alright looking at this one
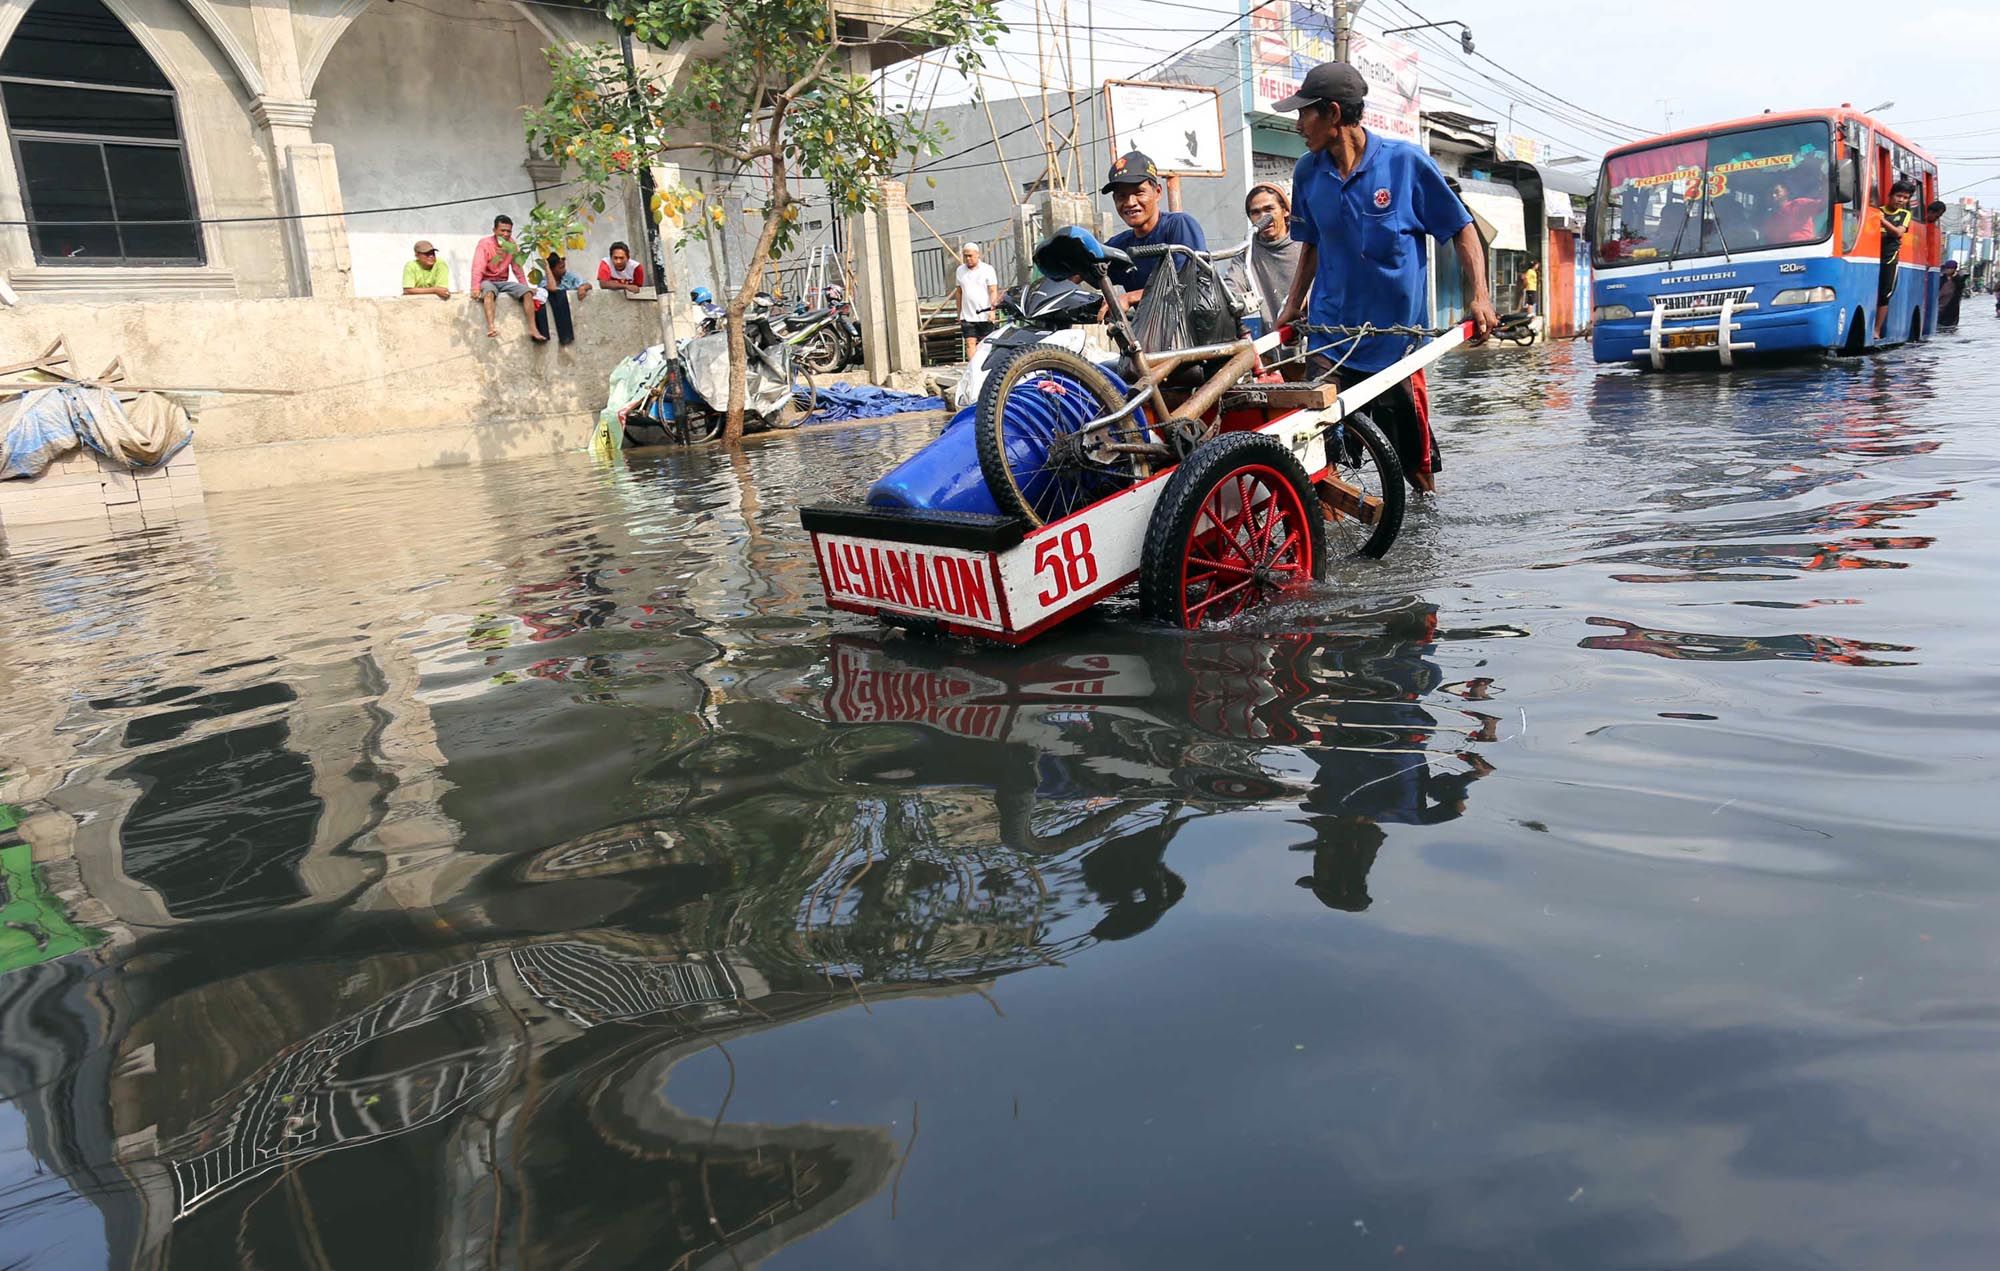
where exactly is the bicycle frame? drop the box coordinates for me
[1076,240,1280,464]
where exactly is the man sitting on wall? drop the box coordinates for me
[1272,61,1497,495]
[470,215,543,341]
[535,252,592,345]
[1102,150,1207,306]
[401,240,451,299]
[598,242,646,293]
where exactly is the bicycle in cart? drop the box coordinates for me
[799,225,1494,639]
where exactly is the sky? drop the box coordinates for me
[883,0,2000,203]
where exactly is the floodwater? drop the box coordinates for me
[2,329,1998,1270]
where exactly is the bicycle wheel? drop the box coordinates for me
[678,407,725,444]
[772,372,814,429]
[975,345,1149,527]
[1319,411,1404,559]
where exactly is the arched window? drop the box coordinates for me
[0,0,201,264]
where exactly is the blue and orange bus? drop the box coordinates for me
[1588,107,1943,366]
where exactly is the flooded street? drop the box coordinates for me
[3,329,1998,1269]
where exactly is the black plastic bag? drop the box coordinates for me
[1132,253,1240,352]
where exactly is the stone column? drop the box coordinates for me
[245,0,350,297]
[873,180,922,384]
[848,203,892,382]
[253,96,352,298]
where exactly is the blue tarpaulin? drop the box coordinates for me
[1,385,193,479]
[808,384,946,423]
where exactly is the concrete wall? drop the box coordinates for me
[310,0,641,299]
[2,293,663,488]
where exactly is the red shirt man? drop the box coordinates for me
[470,213,540,340]
[597,242,646,292]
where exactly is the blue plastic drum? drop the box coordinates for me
[867,359,1139,516]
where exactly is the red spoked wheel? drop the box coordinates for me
[1140,432,1328,629]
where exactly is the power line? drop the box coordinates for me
[908,0,1265,174]
[0,179,585,229]
[1373,0,1635,146]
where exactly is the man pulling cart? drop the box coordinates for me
[1271,62,1498,495]
[796,60,1501,642]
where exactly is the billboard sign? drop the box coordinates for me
[1104,80,1228,177]
[1247,3,1420,144]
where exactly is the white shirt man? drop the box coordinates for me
[951,244,1002,360]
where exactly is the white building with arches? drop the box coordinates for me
[0,0,932,489]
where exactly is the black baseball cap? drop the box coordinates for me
[1271,61,1369,113]
[1101,150,1162,192]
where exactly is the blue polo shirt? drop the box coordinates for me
[1290,131,1471,373]
[1106,211,1208,292]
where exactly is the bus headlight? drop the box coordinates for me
[1771,286,1837,306]
[1593,304,1634,321]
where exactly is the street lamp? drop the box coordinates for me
[1382,19,1475,55]
[1864,100,1894,114]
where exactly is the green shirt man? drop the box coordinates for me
[402,240,451,298]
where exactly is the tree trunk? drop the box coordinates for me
[717,100,795,446]
[723,301,749,446]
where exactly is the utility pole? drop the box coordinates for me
[621,28,677,351]
[1334,0,1365,63]
[1086,0,1098,198]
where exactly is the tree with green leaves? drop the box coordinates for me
[525,0,1004,444]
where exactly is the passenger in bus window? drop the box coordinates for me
[1764,180,1825,243]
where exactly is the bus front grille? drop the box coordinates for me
[1650,287,1755,318]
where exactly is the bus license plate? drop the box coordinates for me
[1665,330,1717,349]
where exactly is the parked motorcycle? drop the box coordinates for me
[691,286,725,336]
[760,287,861,375]
[1492,310,1538,346]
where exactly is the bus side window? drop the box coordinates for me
[1840,121,1869,252]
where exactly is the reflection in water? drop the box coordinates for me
[822,606,1499,922]
[3,334,1999,1269]
[1580,616,1918,666]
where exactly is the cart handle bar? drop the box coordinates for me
[1306,320,1473,433]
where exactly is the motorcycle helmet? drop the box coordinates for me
[690,286,715,305]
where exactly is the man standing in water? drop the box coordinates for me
[1874,179,1917,340]
[1272,62,1495,495]
[1938,259,1967,327]
[950,241,1001,361]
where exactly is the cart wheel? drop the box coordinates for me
[1139,432,1326,629]
[1320,410,1405,559]
[975,345,1146,527]
[881,612,945,638]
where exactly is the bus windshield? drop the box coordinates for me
[1595,119,1833,267]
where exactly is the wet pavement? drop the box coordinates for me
[2,330,1998,1269]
